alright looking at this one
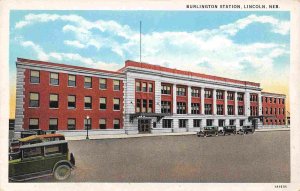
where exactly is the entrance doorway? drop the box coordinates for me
[138,119,151,133]
[218,119,225,127]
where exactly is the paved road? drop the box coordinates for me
[32,131,290,182]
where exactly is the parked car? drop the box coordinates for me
[238,125,255,135]
[220,126,237,136]
[9,134,65,153]
[197,126,219,137]
[9,140,75,181]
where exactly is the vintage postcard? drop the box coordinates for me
[0,0,300,190]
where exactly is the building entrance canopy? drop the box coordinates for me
[129,113,170,123]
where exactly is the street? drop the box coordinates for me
[30,131,290,182]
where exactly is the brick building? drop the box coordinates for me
[14,58,287,136]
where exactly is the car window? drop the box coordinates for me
[23,147,43,158]
[45,145,61,155]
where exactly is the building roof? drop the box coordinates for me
[261,91,286,97]
[124,60,260,87]
[17,58,123,75]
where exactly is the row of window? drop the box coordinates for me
[262,107,285,115]
[28,118,121,130]
[161,119,244,128]
[159,101,244,115]
[136,99,153,113]
[263,97,285,104]
[136,81,153,92]
[29,93,121,110]
[30,70,121,90]
[264,119,286,124]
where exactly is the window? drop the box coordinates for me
[218,120,225,127]
[68,75,76,87]
[216,91,224,100]
[270,97,273,103]
[113,119,120,129]
[99,97,106,110]
[50,72,59,85]
[204,104,212,115]
[142,82,147,92]
[49,118,58,130]
[265,97,268,103]
[206,119,213,126]
[250,94,257,102]
[113,80,120,91]
[270,108,273,115]
[149,83,153,92]
[274,108,277,115]
[29,118,39,129]
[274,98,277,104]
[179,119,187,128]
[142,99,147,112]
[191,103,200,114]
[191,88,200,97]
[45,145,61,155]
[23,147,42,158]
[177,87,186,96]
[238,106,244,115]
[193,119,201,127]
[163,119,172,128]
[282,108,285,114]
[67,119,76,130]
[204,89,212,98]
[177,102,186,114]
[99,78,107,89]
[227,92,234,100]
[136,99,141,112]
[49,94,59,108]
[99,119,106,129]
[237,93,244,101]
[136,81,141,92]
[265,107,268,115]
[68,95,76,109]
[84,77,92,88]
[84,118,92,130]
[113,98,120,110]
[29,93,39,107]
[282,99,285,104]
[229,119,235,126]
[30,70,40,83]
[161,84,171,95]
[227,105,234,115]
[84,96,92,109]
[161,101,171,113]
[217,105,224,115]
[240,120,244,126]
[148,100,153,113]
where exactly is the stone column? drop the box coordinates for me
[258,92,262,116]
[188,86,192,114]
[234,92,238,116]
[213,89,217,115]
[155,80,161,113]
[201,87,205,115]
[245,91,250,117]
[224,90,228,116]
[172,84,177,114]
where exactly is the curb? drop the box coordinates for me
[65,128,290,141]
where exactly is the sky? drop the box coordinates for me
[9,11,290,118]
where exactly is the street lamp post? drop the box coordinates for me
[86,116,90,140]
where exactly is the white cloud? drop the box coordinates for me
[64,40,86,48]
[20,40,49,60]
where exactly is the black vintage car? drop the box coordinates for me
[9,140,75,181]
[197,126,219,137]
[220,126,237,136]
[238,125,255,135]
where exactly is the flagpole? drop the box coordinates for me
[140,21,142,64]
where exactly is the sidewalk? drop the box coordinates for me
[65,128,290,141]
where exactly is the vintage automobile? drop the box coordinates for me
[219,125,237,136]
[238,125,255,135]
[9,140,75,181]
[197,126,219,137]
[9,134,65,153]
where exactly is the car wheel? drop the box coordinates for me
[54,164,71,181]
